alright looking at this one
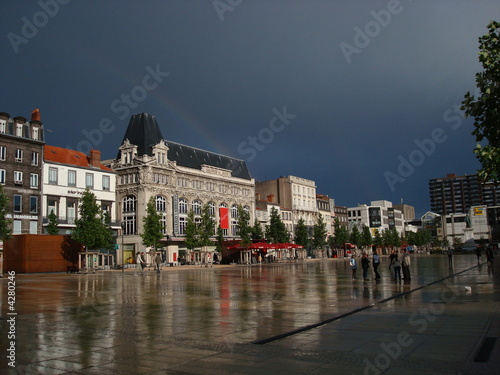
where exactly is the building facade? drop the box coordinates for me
[255,175,318,238]
[42,146,117,235]
[429,173,500,215]
[106,113,255,265]
[0,110,44,234]
[348,200,405,236]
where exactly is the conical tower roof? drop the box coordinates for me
[117,113,252,180]
[118,113,163,158]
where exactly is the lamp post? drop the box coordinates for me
[121,221,125,274]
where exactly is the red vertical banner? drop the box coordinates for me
[219,207,229,229]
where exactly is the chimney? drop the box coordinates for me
[89,149,101,168]
[267,194,274,203]
[31,108,41,122]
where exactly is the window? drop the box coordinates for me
[67,201,77,224]
[30,173,38,188]
[102,175,110,191]
[0,170,5,184]
[47,198,57,215]
[31,151,39,166]
[48,167,58,184]
[208,202,215,217]
[16,123,23,137]
[32,127,39,140]
[179,217,186,235]
[179,198,188,214]
[231,204,238,218]
[68,170,76,187]
[14,195,21,212]
[86,173,94,189]
[156,195,167,235]
[13,220,21,234]
[15,149,23,162]
[0,119,5,133]
[30,196,38,213]
[123,195,136,212]
[14,171,23,184]
[29,221,37,234]
[0,146,5,161]
[192,200,202,215]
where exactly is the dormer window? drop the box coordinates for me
[0,119,5,133]
[32,126,39,140]
[16,123,23,137]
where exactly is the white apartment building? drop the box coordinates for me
[348,200,405,235]
[42,146,117,234]
[255,175,318,238]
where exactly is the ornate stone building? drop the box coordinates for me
[106,113,255,265]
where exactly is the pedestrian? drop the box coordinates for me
[136,252,144,275]
[447,246,453,265]
[155,253,162,273]
[476,247,481,264]
[372,250,381,279]
[361,253,370,280]
[389,250,396,278]
[391,254,402,281]
[486,247,494,267]
[350,255,357,280]
[402,250,411,280]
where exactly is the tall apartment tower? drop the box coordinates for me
[428,173,498,215]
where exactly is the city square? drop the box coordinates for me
[1,254,498,374]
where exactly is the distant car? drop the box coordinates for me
[462,239,478,252]
[406,246,416,253]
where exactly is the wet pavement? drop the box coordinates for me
[0,254,499,374]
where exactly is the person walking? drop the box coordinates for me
[476,247,482,264]
[389,250,396,278]
[373,250,381,279]
[361,253,370,280]
[154,253,162,273]
[391,254,402,281]
[402,250,411,280]
[136,252,145,275]
[350,255,357,280]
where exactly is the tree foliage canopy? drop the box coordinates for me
[462,20,500,181]
[265,207,288,243]
[141,196,163,251]
[72,189,114,250]
[294,217,309,247]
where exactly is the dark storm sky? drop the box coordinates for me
[1,1,498,216]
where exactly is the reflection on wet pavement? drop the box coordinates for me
[1,254,498,374]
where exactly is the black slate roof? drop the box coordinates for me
[118,113,251,180]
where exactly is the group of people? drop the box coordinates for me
[136,251,163,275]
[349,250,411,281]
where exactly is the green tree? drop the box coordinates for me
[349,226,361,248]
[373,229,383,248]
[265,207,288,243]
[198,204,216,247]
[72,189,113,250]
[141,196,163,252]
[251,219,264,241]
[360,225,372,250]
[215,226,225,253]
[294,217,309,247]
[462,20,500,181]
[184,210,199,250]
[333,218,349,247]
[237,206,252,248]
[0,185,12,241]
[46,210,59,235]
[312,214,327,249]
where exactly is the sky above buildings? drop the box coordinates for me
[1,1,498,217]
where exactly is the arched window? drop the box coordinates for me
[122,195,137,235]
[231,204,239,236]
[208,202,215,217]
[156,195,167,235]
[179,198,188,214]
[192,200,202,216]
[231,204,238,218]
